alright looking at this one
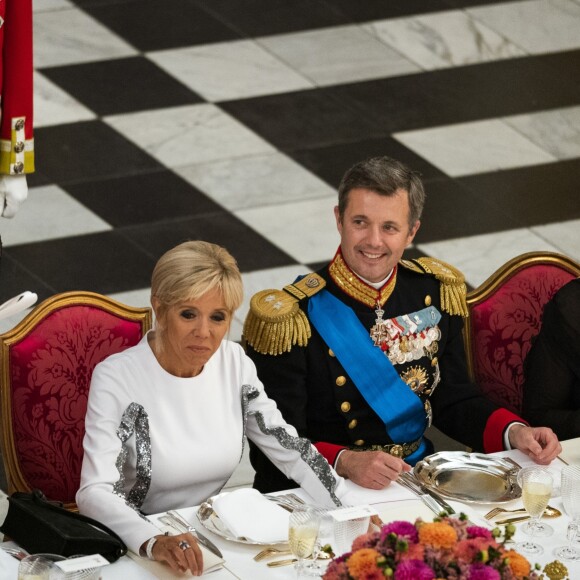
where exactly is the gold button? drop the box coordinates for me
[13,162,24,174]
[390,445,403,458]
[431,356,438,367]
[14,141,24,153]
[15,119,25,131]
[348,419,357,429]
[424,295,432,306]
[335,375,346,387]
[328,349,335,357]
[340,401,351,413]
[354,439,365,446]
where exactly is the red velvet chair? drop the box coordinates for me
[464,252,580,415]
[0,291,151,509]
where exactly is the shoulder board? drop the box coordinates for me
[242,274,325,355]
[400,257,468,318]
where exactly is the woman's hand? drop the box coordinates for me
[150,532,204,576]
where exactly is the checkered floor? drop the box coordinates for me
[1,0,580,342]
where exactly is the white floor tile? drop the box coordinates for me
[364,10,525,70]
[34,72,97,128]
[468,0,580,54]
[34,0,74,13]
[1,185,111,247]
[417,228,564,287]
[394,119,556,176]
[148,40,313,102]
[235,197,339,265]
[531,219,580,262]
[175,152,334,212]
[259,25,420,86]
[105,104,275,168]
[34,8,137,68]
[504,106,580,160]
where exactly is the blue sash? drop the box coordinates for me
[308,290,427,448]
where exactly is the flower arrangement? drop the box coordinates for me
[323,514,569,580]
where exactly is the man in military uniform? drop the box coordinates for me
[244,156,561,492]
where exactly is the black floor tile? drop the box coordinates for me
[82,0,242,51]
[124,214,298,273]
[291,137,447,189]
[413,177,523,243]
[0,252,55,304]
[200,0,350,36]
[63,170,223,227]
[40,58,204,117]
[457,158,580,228]
[322,0,452,22]
[35,121,163,186]
[221,90,384,153]
[329,50,580,133]
[6,232,157,296]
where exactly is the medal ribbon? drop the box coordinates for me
[308,290,427,444]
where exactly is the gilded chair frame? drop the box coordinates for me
[0,291,152,506]
[463,251,580,383]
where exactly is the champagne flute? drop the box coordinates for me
[288,507,321,578]
[304,509,333,576]
[516,467,553,555]
[555,465,580,561]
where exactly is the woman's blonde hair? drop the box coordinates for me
[151,241,243,320]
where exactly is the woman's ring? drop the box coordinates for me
[179,541,191,551]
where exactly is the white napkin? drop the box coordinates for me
[0,547,20,578]
[339,478,417,506]
[211,488,289,543]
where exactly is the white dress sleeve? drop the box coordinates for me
[76,359,160,555]
[241,353,348,508]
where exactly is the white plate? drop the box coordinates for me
[197,493,288,546]
[413,451,522,504]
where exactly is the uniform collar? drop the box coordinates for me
[328,248,397,309]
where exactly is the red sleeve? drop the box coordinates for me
[0,0,34,174]
[314,442,346,466]
[483,408,528,453]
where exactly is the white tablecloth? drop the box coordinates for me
[4,439,580,579]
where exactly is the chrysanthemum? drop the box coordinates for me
[323,558,350,579]
[418,522,458,549]
[381,520,419,543]
[346,548,381,578]
[468,563,501,580]
[503,549,531,578]
[393,559,436,580]
[398,541,425,561]
[466,526,493,540]
[352,531,380,551]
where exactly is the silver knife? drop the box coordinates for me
[399,473,456,515]
[166,510,223,558]
[397,476,446,515]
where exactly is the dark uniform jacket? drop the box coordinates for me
[523,278,580,440]
[244,251,522,493]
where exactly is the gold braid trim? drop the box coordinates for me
[243,274,326,355]
[404,257,469,318]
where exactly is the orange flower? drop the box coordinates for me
[346,548,381,578]
[503,549,531,578]
[418,522,458,549]
[399,542,425,561]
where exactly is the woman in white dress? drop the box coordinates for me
[76,241,355,575]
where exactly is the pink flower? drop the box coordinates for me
[381,520,419,543]
[466,526,492,540]
[394,559,435,580]
[468,563,501,580]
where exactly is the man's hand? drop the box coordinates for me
[0,175,28,218]
[335,450,411,489]
[508,424,561,464]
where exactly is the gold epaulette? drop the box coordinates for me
[243,274,326,355]
[400,258,468,318]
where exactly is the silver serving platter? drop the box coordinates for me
[413,451,521,504]
[197,493,288,546]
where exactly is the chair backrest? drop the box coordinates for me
[464,252,580,415]
[0,291,152,509]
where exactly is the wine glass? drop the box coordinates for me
[515,467,553,555]
[304,509,333,576]
[555,465,580,561]
[288,506,321,578]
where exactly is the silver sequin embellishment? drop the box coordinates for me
[113,402,152,511]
